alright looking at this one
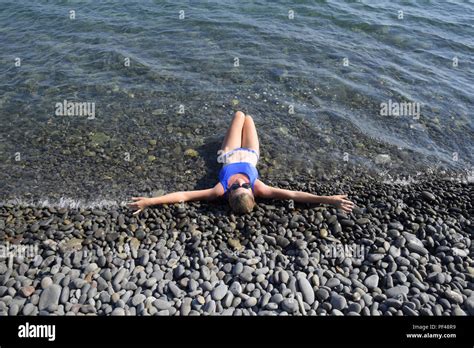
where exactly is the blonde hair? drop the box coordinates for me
[228,190,255,214]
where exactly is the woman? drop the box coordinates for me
[129,111,354,215]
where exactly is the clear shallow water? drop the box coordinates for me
[0,0,473,201]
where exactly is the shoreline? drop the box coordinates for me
[2,169,472,209]
[0,172,472,316]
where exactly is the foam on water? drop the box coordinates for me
[382,171,473,186]
[0,197,129,210]
[1,170,471,210]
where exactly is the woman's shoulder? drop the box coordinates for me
[213,182,225,196]
[252,179,266,196]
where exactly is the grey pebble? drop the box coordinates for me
[386,285,409,298]
[211,283,228,301]
[364,274,379,290]
[153,299,172,311]
[38,285,61,311]
[281,298,298,313]
[330,293,347,311]
[297,275,315,305]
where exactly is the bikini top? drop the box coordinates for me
[218,162,259,194]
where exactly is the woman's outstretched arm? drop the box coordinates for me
[129,183,223,215]
[254,180,354,213]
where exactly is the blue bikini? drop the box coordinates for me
[218,162,259,194]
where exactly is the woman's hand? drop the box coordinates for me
[128,197,151,215]
[328,194,354,213]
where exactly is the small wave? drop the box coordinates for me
[0,197,129,209]
[382,171,473,185]
[382,176,419,186]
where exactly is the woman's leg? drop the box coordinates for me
[221,111,246,152]
[241,114,260,155]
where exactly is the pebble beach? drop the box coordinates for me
[1,173,472,316]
